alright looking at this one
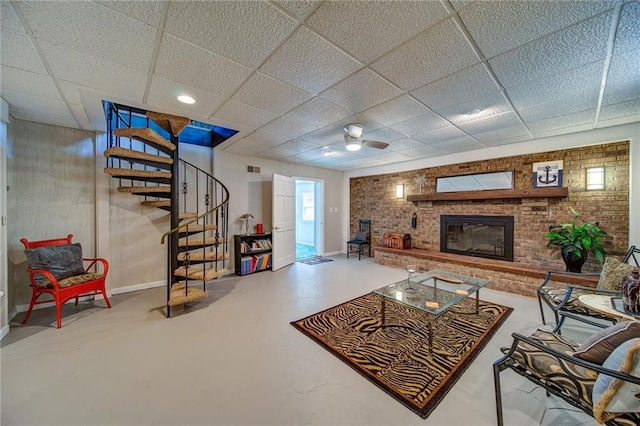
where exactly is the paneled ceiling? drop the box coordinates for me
[1,1,639,171]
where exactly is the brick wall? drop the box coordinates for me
[350,141,630,273]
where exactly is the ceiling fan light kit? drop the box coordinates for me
[344,134,363,151]
[344,123,364,138]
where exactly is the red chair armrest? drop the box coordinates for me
[26,268,61,289]
[83,257,109,276]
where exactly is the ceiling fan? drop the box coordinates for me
[343,123,389,152]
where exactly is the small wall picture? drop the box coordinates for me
[533,160,563,188]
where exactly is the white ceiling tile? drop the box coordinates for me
[306,1,447,64]
[397,144,444,158]
[68,103,92,129]
[146,76,226,121]
[613,1,640,56]
[260,26,362,95]
[528,109,596,135]
[472,124,530,144]
[96,1,164,26]
[223,138,265,156]
[602,49,640,106]
[243,130,292,151]
[297,125,346,147]
[533,123,595,139]
[40,42,148,103]
[164,1,297,68]
[360,95,431,126]
[385,137,427,152]
[435,92,513,125]
[259,139,317,158]
[429,137,484,153]
[489,12,612,88]
[457,111,523,135]
[389,112,451,136]
[259,114,318,139]
[414,126,468,145]
[57,81,86,106]
[508,61,603,114]
[599,98,640,122]
[287,97,352,127]
[362,127,405,144]
[459,1,614,58]
[1,66,59,100]
[481,134,532,147]
[319,68,403,112]
[213,100,279,128]
[0,29,48,75]
[232,73,312,115]
[1,1,23,32]
[411,63,499,111]
[273,1,320,19]
[597,113,640,128]
[19,1,156,72]
[367,151,414,164]
[371,18,479,91]
[3,90,75,124]
[155,34,253,98]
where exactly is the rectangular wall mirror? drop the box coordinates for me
[436,171,514,193]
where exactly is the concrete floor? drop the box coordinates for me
[1,255,598,426]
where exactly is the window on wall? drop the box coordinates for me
[302,192,314,221]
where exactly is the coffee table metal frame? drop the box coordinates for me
[373,269,491,354]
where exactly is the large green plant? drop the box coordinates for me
[546,207,607,263]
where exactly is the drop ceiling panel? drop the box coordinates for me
[508,61,603,111]
[429,136,484,153]
[397,144,444,158]
[258,139,316,159]
[414,125,468,145]
[18,1,156,72]
[57,81,87,106]
[472,125,530,144]
[0,66,59,100]
[367,151,414,165]
[319,68,403,112]
[241,130,292,152]
[146,77,226,122]
[222,138,265,156]
[3,90,75,125]
[599,99,640,122]
[68,103,93,129]
[602,49,640,106]
[0,29,48,75]
[273,1,319,19]
[164,1,298,68]
[371,18,479,91]
[489,12,611,88]
[213,100,278,128]
[533,123,594,139]
[613,1,640,56]
[286,97,351,128]
[306,1,447,64]
[362,127,405,144]
[259,114,318,139]
[410,64,499,111]
[435,92,513,125]
[41,43,148,103]
[260,26,362,95]
[360,95,432,126]
[389,112,451,136]
[155,34,253,98]
[385,137,430,152]
[232,73,312,115]
[1,1,23,32]
[297,125,346,147]
[457,111,523,135]
[96,1,164,27]
[459,0,614,58]
[528,109,596,135]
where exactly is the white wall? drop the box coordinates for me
[0,98,9,338]
[343,122,640,249]
[214,151,344,257]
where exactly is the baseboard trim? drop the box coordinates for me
[0,323,10,340]
[109,280,165,295]
[323,251,342,256]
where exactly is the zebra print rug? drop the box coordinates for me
[291,292,512,418]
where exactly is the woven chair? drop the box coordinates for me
[347,219,371,260]
[493,323,640,426]
[537,246,640,331]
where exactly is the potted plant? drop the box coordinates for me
[546,207,607,273]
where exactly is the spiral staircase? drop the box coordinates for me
[103,103,229,317]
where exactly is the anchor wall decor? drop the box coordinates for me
[532,160,563,188]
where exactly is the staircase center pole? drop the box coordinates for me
[168,132,180,318]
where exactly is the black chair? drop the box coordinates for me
[347,219,371,260]
[537,245,640,332]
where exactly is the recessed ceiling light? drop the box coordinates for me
[465,108,483,117]
[177,95,195,104]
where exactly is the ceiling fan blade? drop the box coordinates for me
[362,140,389,150]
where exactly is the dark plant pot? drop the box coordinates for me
[561,246,588,273]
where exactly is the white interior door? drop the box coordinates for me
[272,173,295,270]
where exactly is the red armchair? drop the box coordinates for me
[21,234,111,328]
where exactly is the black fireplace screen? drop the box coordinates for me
[440,215,514,261]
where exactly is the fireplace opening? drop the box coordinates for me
[440,215,514,262]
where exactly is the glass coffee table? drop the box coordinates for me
[373,269,491,354]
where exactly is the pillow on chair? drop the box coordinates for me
[24,243,85,286]
[573,321,640,364]
[592,338,640,423]
[597,257,636,291]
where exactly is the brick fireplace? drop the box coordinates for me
[440,215,514,261]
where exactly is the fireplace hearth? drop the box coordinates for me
[440,215,514,261]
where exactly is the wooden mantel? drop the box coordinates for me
[406,187,568,202]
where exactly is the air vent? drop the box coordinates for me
[247,166,261,174]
